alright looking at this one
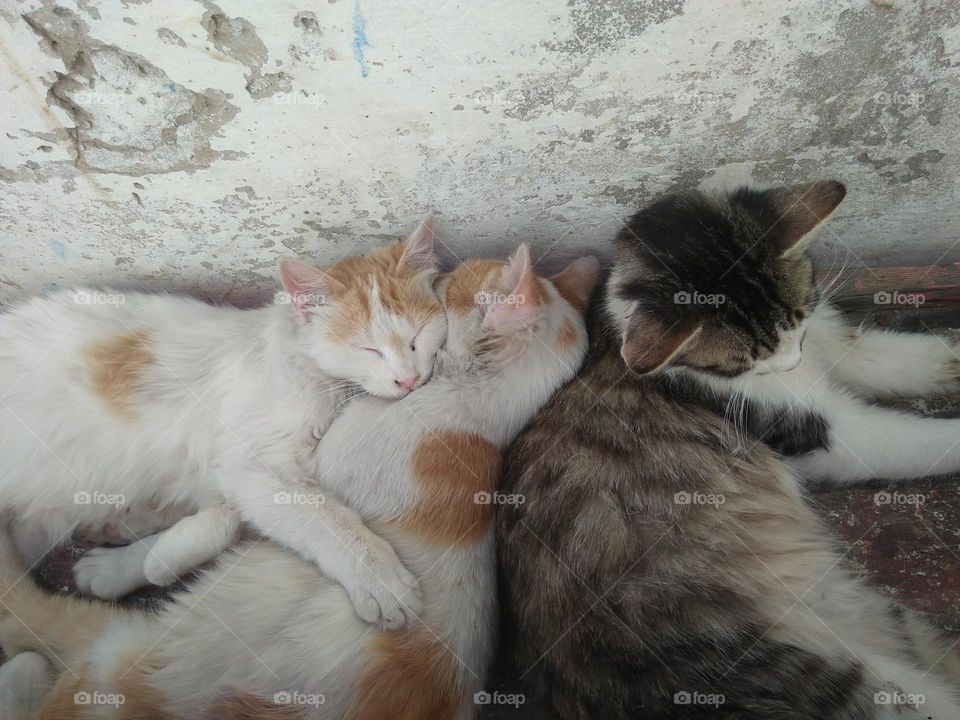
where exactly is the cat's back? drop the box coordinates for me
[496,348,802,718]
[0,288,238,355]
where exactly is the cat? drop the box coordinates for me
[606,180,960,483]
[0,219,446,629]
[0,244,600,720]
[497,181,960,719]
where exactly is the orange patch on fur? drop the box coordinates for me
[86,330,153,420]
[557,317,579,352]
[33,661,171,720]
[110,653,170,720]
[213,692,306,720]
[323,244,442,343]
[400,430,500,545]
[345,627,462,720]
[32,675,88,720]
[443,259,504,313]
[444,260,553,315]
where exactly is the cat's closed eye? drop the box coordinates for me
[410,326,425,352]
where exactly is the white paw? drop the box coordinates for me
[74,545,149,599]
[346,545,422,630]
[142,548,194,587]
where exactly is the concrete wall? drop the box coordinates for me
[1,0,957,305]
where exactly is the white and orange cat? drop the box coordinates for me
[0,219,445,628]
[0,245,599,720]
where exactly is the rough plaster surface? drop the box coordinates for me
[0,0,958,305]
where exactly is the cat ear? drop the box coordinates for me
[621,312,702,375]
[769,180,846,257]
[482,244,541,334]
[398,215,437,271]
[279,259,345,320]
[550,256,601,316]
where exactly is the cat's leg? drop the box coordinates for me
[73,535,158,599]
[808,304,960,399]
[0,651,54,720]
[74,505,240,596]
[141,504,241,586]
[9,520,59,569]
[788,392,960,483]
[221,470,422,630]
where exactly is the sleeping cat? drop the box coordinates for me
[606,180,960,482]
[498,181,960,718]
[0,219,445,629]
[0,245,599,720]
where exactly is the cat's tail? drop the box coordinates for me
[0,515,128,669]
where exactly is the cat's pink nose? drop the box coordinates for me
[395,375,420,391]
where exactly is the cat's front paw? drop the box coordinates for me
[346,543,422,630]
[142,545,199,587]
[74,545,149,599]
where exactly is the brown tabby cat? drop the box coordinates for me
[496,181,960,719]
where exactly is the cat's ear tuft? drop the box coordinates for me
[398,215,437,271]
[279,259,344,319]
[621,313,701,375]
[550,255,601,316]
[482,244,541,334]
[771,180,846,257]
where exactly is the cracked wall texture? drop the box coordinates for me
[0,0,957,305]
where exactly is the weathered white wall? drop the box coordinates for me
[1,0,957,305]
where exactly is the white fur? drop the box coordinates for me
[676,302,960,484]
[0,229,446,627]
[0,651,53,720]
[0,250,596,719]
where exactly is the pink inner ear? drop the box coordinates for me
[398,215,437,271]
[482,245,541,333]
[279,260,341,319]
[550,255,600,314]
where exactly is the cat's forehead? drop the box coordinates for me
[443,259,505,314]
[322,247,441,342]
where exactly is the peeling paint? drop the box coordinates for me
[0,0,956,306]
[22,4,238,175]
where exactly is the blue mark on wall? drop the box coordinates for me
[47,240,70,260]
[351,0,371,78]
